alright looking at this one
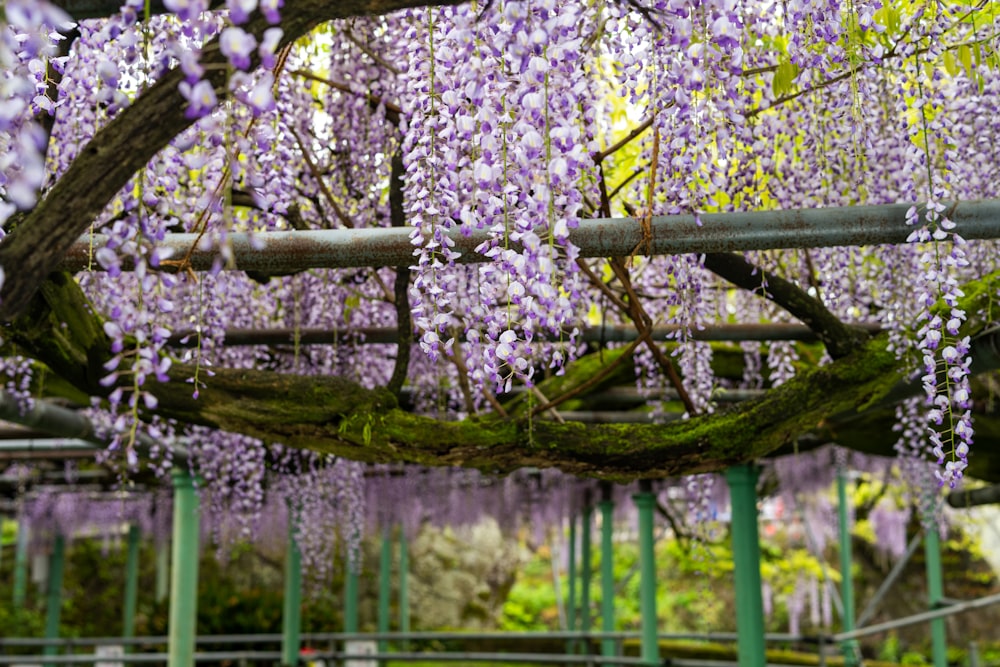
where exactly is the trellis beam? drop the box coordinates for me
[165,323,883,348]
[61,200,1000,275]
[0,392,186,460]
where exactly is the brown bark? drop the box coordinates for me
[10,270,1000,482]
[0,0,463,323]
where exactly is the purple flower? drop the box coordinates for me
[258,27,283,69]
[227,0,258,24]
[220,26,257,70]
[259,0,283,23]
[163,0,205,22]
[179,79,217,118]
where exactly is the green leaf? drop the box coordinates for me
[343,294,360,323]
[959,44,974,77]
[772,60,799,98]
[943,50,959,76]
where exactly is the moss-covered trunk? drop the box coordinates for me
[8,270,1000,481]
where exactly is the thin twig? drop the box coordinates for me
[287,124,356,229]
[608,257,698,415]
[531,387,565,423]
[448,344,478,416]
[593,116,655,163]
[607,167,645,201]
[633,125,659,262]
[741,63,779,76]
[483,387,510,419]
[529,323,655,417]
[387,150,411,397]
[290,69,402,124]
[344,28,404,75]
[575,258,630,314]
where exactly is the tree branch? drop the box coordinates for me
[702,252,871,359]
[0,0,463,322]
[16,269,1000,481]
[387,150,412,398]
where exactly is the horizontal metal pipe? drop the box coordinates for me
[0,438,97,461]
[0,393,97,443]
[556,411,682,424]
[0,629,809,646]
[0,392,184,461]
[60,199,1000,274]
[0,448,101,462]
[165,323,883,348]
[834,591,1000,642]
[51,0,169,20]
[0,654,650,666]
[947,483,1000,508]
[855,532,923,626]
[0,438,96,451]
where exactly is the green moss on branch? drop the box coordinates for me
[9,269,1000,481]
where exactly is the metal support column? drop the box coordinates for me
[344,563,359,633]
[168,470,200,667]
[837,468,859,667]
[155,542,169,603]
[43,534,66,667]
[567,514,577,636]
[399,531,410,651]
[123,524,140,644]
[599,484,616,664]
[378,525,392,655]
[12,520,29,608]
[924,523,948,667]
[634,480,659,665]
[281,511,302,667]
[580,498,594,651]
[726,464,767,667]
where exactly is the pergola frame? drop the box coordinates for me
[62,199,1000,274]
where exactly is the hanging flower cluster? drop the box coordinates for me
[163,0,283,119]
[0,1,73,226]
[4,0,1000,559]
[905,202,973,487]
[400,1,592,394]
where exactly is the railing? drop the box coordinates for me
[3,598,999,667]
[0,630,816,666]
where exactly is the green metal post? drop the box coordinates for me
[399,531,410,651]
[725,465,767,667]
[282,511,302,667]
[924,523,948,667]
[378,525,392,655]
[168,470,200,667]
[837,468,859,667]
[634,481,659,666]
[123,524,141,644]
[599,484,616,664]
[580,500,594,648]
[344,563,359,633]
[12,520,29,608]
[155,542,169,603]
[43,534,66,667]
[567,514,577,636]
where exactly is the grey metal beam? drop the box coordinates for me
[0,438,97,452]
[165,323,882,348]
[50,0,169,19]
[947,484,1000,508]
[0,439,98,461]
[855,532,923,627]
[835,591,1000,642]
[60,200,1000,274]
[0,393,185,461]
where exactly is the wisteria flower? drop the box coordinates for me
[179,79,217,118]
[219,26,256,70]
